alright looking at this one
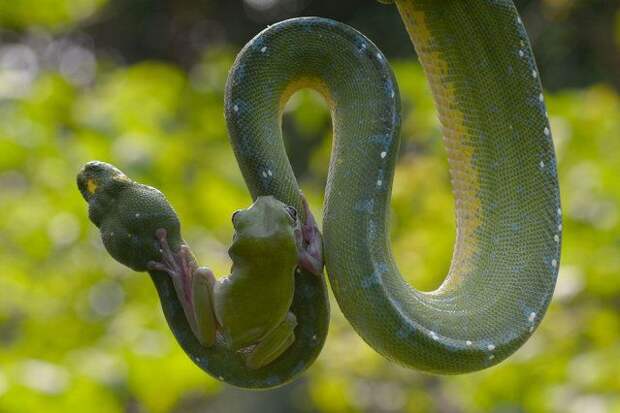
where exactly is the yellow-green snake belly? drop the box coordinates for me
[225,0,561,375]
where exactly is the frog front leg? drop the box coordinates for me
[245,312,298,370]
[296,194,324,276]
[147,228,218,347]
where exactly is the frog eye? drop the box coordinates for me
[232,210,241,224]
[285,206,298,222]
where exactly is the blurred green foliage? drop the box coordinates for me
[1,1,620,413]
[0,0,107,31]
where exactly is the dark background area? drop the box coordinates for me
[80,0,620,91]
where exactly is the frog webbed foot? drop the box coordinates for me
[296,194,324,276]
[148,229,199,326]
[148,229,219,347]
[148,229,193,294]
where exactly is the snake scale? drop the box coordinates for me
[224,0,561,380]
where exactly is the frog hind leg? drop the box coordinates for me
[191,267,218,347]
[148,228,205,341]
[244,312,298,370]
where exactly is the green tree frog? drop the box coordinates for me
[77,161,323,369]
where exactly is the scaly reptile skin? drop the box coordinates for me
[226,1,561,375]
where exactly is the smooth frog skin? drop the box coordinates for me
[148,195,317,369]
[77,161,328,385]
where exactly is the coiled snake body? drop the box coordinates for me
[226,0,561,376]
[80,0,562,389]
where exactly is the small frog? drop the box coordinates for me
[77,161,323,369]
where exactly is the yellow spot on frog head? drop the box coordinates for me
[87,179,98,194]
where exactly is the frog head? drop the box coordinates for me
[228,196,300,269]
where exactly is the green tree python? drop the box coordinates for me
[78,0,561,389]
[225,0,560,375]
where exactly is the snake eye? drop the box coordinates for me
[286,206,298,222]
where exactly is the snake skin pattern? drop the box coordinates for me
[225,0,561,377]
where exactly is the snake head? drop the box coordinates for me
[77,161,132,204]
[77,161,134,227]
[77,160,183,271]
